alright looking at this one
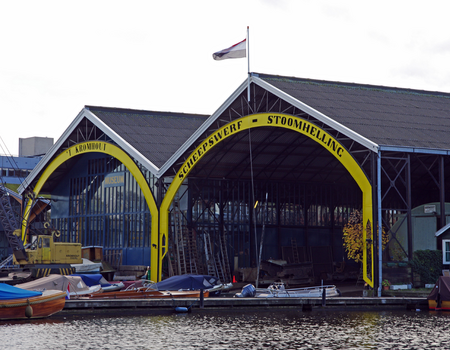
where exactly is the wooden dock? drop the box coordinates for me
[64,296,428,312]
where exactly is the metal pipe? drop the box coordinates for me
[440,155,445,229]
[200,289,204,309]
[256,192,268,288]
[406,155,413,267]
[377,151,382,297]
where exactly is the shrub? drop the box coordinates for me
[409,250,442,285]
[343,210,388,263]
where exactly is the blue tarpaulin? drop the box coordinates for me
[0,283,42,300]
[72,274,111,287]
[155,274,219,291]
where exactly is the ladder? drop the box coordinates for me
[203,231,217,277]
[215,251,226,282]
[184,227,199,275]
[171,193,186,275]
[203,228,231,282]
[217,227,231,283]
[169,191,201,276]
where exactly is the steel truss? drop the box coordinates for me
[380,151,448,264]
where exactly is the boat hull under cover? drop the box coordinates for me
[427,277,450,311]
[428,300,450,310]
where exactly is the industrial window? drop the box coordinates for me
[54,155,153,249]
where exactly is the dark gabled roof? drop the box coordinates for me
[86,106,208,168]
[21,72,450,195]
[256,73,450,150]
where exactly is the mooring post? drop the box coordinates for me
[322,287,326,306]
[200,289,204,308]
[302,302,312,311]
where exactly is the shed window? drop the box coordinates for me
[443,239,450,264]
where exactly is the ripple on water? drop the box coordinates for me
[1,309,450,349]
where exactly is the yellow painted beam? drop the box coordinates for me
[159,113,374,286]
[21,141,159,281]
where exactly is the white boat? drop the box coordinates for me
[102,281,125,292]
[255,282,341,298]
[72,273,124,292]
[207,282,233,295]
[71,258,103,273]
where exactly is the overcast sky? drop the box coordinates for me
[1,1,450,155]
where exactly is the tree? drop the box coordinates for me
[343,210,388,263]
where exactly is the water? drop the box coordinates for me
[1,308,450,349]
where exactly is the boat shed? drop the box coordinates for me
[16,72,450,293]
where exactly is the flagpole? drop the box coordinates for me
[247,26,250,103]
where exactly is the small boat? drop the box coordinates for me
[256,282,341,298]
[83,274,226,299]
[15,274,102,299]
[71,258,102,273]
[154,274,231,296]
[0,283,66,320]
[236,282,341,298]
[72,274,124,292]
[428,276,450,310]
[0,270,33,285]
[120,280,144,290]
[85,286,209,299]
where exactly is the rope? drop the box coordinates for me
[249,128,261,288]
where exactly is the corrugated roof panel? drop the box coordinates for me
[86,106,208,168]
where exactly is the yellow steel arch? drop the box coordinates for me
[160,113,374,286]
[21,141,159,272]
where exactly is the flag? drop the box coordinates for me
[212,39,246,60]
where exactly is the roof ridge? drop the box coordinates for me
[85,105,209,118]
[255,73,450,99]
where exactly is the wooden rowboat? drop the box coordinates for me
[85,287,209,299]
[0,288,66,320]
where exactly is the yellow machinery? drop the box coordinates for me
[0,186,82,277]
[7,229,82,278]
[12,230,82,265]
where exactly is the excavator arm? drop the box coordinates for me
[0,187,27,261]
